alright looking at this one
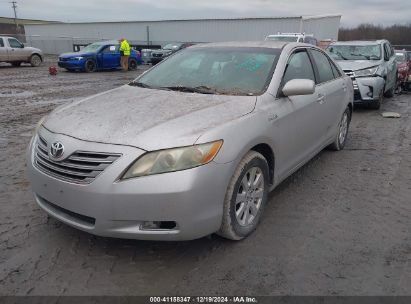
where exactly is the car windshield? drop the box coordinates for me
[132,47,280,96]
[81,43,103,53]
[327,44,381,60]
[266,36,298,42]
[395,52,406,62]
[163,43,183,50]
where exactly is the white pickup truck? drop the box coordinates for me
[0,36,43,67]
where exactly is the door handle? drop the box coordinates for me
[317,94,325,104]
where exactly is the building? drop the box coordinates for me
[23,15,341,54]
[0,16,59,42]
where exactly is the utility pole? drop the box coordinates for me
[10,1,18,29]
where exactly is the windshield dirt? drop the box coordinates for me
[133,47,280,95]
[327,44,382,61]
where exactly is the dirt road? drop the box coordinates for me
[0,59,410,296]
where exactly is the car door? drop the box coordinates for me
[272,48,326,178]
[0,38,8,61]
[100,45,120,69]
[383,43,396,90]
[309,49,347,142]
[7,37,26,61]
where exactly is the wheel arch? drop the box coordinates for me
[250,143,275,186]
[30,53,43,62]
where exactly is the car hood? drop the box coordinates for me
[43,85,257,151]
[25,46,43,53]
[60,52,94,58]
[336,60,382,71]
[152,49,173,54]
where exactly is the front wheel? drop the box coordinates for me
[218,151,269,240]
[329,107,351,151]
[30,55,42,67]
[84,59,96,72]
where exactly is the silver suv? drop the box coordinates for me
[0,36,43,67]
[326,40,397,109]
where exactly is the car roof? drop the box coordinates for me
[191,41,291,49]
[330,40,386,46]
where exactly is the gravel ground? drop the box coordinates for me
[0,57,410,296]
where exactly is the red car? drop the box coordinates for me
[395,50,410,91]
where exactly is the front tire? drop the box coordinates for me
[218,151,269,240]
[329,106,351,151]
[30,55,42,67]
[84,59,96,72]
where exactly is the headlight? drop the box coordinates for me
[72,56,84,60]
[34,116,46,134]
[354,66,379,77]
[121,140,223,179]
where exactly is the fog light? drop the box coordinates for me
[141,221,177,230]
[367,86,374,98]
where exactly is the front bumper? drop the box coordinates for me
[352,76,385,104]
[27,127,234,241]
[57,59,85,70]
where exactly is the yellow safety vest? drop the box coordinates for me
[120,40,131,56]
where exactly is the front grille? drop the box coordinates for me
[34,136,121,184]
[152,53,163,57]
[59,57,70,62]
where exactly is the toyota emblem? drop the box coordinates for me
[50,142,64,159]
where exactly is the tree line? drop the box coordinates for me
[339,24,411,47]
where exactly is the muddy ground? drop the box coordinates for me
[0,57,410,296]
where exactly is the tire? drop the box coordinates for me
[384,81,395,98]
[12,62,21,67]
[30,54,42,67]
[128,59,137,71]
[218,151,269,240]
[84,59,96,73]
[329,107,351,151]
[369,89,383,110]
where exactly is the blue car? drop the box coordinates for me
[58,40,142,72]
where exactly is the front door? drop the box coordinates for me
[7,37,26,61]
[100,45,121,69]
[269,49,326,179]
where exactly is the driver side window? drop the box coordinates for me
[102,45,119,53]
[8,38,23,48]
[282,50,315,86]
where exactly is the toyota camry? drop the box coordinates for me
[27,41,353,241]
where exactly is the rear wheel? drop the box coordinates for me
[329,107,351,151]
[12,62,21,67]
[218,151,269,240]
[128,59,137,70]
[84,59,96,72]
[30,54,42,67]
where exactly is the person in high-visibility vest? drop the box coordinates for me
[119,38,131,71]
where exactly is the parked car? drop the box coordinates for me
[326,40,397,109]
[395,50,410,91]
[150,42,194,64]
[0,36,43,67]
[140,48,154,64]
[27,41,353,241]
[58,40,142,72]
[265,33,318,46]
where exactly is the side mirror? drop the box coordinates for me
[282,79,315,97]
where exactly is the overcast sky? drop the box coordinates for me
[0,0,409,27]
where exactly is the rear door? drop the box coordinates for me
[7,37,26,61]
[0,38,8,61]
[100,45,121,69]
[309,49,347,141]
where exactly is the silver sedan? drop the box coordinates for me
[27,41,353,241]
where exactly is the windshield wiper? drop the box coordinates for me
[161,85,216,94]
[351,53,371,60]
[336,51,349,60]
[129,81,152,88]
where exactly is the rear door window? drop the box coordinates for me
[310,49,335,84]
